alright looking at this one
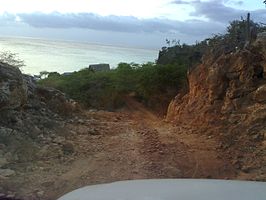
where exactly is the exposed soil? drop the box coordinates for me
[0,98,239,200]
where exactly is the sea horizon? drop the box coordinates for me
[0,36,159,75]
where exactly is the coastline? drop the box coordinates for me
[0,36,158,75]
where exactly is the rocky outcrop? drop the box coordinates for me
[167,39,266,180]
[0,62,80,191]
[0,62,79,113]
[0,63,27,110]
[168,49,265,121]
[35,86,79,115]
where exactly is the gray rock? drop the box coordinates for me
[78,119,85,124]
[0,157,8,167]
[4,152,13,162]
[23,74,37,98]
[53,136,66,144]
[0,168,15,177]
[6,194,15,199]
[0,127,13,135]
[36,190,44,198]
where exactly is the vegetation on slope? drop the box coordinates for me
[39,62,187,113]
[39,18,266,113]
[158,18,266,67]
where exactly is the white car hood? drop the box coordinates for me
[58,179,266,200]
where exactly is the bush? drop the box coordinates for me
[39,62,187,113]
[0,50,25,68]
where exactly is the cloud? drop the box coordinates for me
[0,12,225,37]
[171,0,191,4]
[173,0,266,24]
[15,12,177,33]
[190,1,246,23]
[175,19,225,36]
[171,0,200,4]
[0,12,17,26]
[0,2,265,47]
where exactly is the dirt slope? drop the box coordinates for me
[1,98,237,200]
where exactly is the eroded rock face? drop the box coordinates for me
[167,42,266,125]
[167,40,266,180]
[0,63,27,110]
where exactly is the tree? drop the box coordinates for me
[226,19,248,47]
[166,39,171,47]
[0,51,25,68]
[264,0,266,4]
[48,72,60,78]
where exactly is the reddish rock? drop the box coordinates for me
[166,41,266,180]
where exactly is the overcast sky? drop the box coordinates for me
[0,0,265,49]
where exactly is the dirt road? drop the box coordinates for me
[2,100,236,200]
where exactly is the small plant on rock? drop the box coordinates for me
[0,50,25,68]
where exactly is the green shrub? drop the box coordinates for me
[39,61,187,113]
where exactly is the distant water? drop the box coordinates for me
[0,37,158,75]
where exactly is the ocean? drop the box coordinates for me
[0,37,159,75]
